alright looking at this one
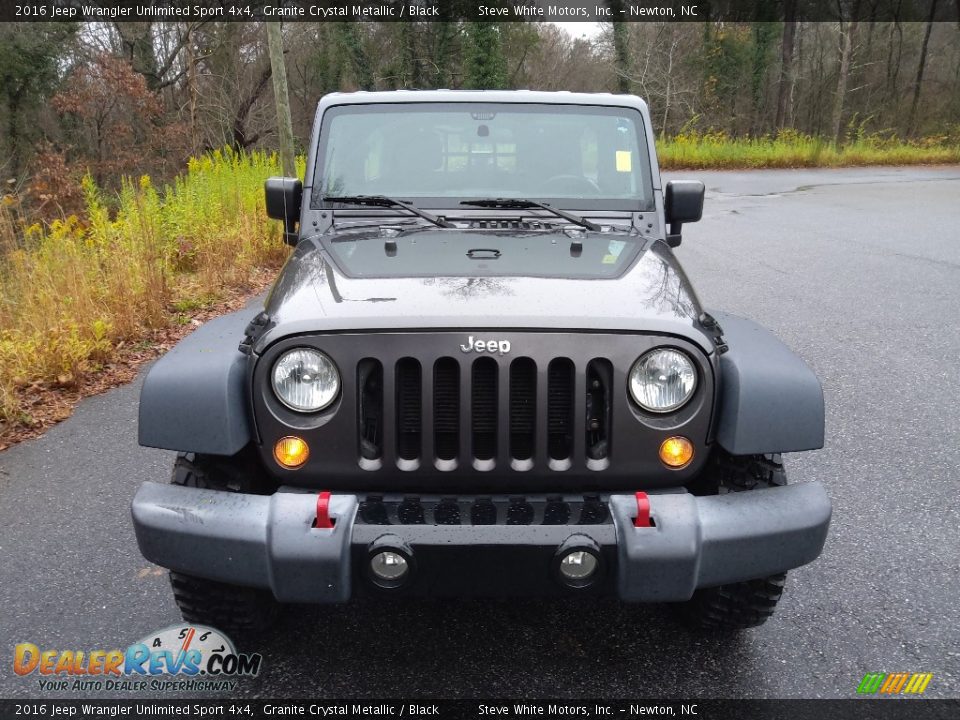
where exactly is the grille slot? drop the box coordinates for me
[357,359,383,464]
[471,499,497,524]
[434,498,461,525]
[434,358,460,462]
[398,496,425,524]
[507,498,535,525]
[544,497,571,525]
[579,495,610,524]
[396,358,422,463]
[471,358,498,462]
[509,358,537,463]
[547,358,575,462]
[586,359,613,467]
[358,495,389,524]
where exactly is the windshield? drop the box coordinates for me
[312,103,654,211]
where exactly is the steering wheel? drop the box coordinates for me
[541,174,602,195]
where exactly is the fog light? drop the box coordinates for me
[659,436,694,469]
[274,436,309,469]
[559,551,598,582]
[370,551,409,584]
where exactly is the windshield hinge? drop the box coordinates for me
[239,311,270,355]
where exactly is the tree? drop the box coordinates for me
[607,1,631,93]
[464,22,507,89]
[336,22,374,90]
[775,1,799,129]
[908,0,939,136]
[831,3,860,146]
[0,22,77,176]
[266,22,296,177]
[701,24,753,134]
[114,21,201,92]
[192,23,274,152]
[398,23,425,88]
[428,12,458,87]
[750,20,778,132]
[51,55,173,184]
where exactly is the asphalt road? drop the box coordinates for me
[1,166,958,700]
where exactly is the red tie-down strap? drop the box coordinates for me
[315,491,335,529]
[634,492,652,528]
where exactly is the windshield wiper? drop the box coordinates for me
[324,195,455,229]
[460,198,601,232]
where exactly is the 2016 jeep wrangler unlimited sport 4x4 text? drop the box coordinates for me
[132,91,831,633]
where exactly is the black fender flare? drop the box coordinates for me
[138,308,256,455]
[711,312,824,455]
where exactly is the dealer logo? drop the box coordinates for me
[14,624,262,692]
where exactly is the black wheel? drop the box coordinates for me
[681,452,788,630]
[166,453,279,636]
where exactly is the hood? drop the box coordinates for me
[257,228,712,352]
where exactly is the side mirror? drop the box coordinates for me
[664,180,705,248]
[265,177,303,245]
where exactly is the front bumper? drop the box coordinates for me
[131,482,831,603]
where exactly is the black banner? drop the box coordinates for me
[1,0,958,24]
[1,699,959,720]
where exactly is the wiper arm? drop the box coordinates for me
[460,198,601,231]
[324,195,455,229]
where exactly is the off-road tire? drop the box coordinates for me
[682,572,787,631]
[714,451,786,493]
[682,452,788,630]
[167,453,279,636]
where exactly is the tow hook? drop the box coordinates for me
[315,491,335,529]
[634,491,653,528]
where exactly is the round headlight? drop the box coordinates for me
[629,348,697,413]
[272,348,340,412]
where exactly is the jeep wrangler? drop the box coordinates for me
[132,91,831,633]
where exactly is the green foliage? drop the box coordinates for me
[311,25,345,96]
[701,26,753,121]
[0,149,293,423]
[335,22,374,91]
[0,22,77,169]
[750,22,779,124]
[657,129,960,169]
[464,22,507,89]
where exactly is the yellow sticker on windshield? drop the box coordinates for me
[602,254,618,264]
[616,151,632,172]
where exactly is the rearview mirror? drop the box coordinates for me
[265,177,303,245]
[664,180,705,248]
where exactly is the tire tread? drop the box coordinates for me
[167,453,278,635]
[682,451,789,630]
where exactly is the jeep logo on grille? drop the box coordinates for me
[460,336,511,355]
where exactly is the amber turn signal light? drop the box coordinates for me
[274,436,310,469]
[659,436,694,469]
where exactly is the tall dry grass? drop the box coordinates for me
[0,148,294,424]
[658,128,960,169]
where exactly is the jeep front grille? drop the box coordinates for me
[356,355,611,472]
